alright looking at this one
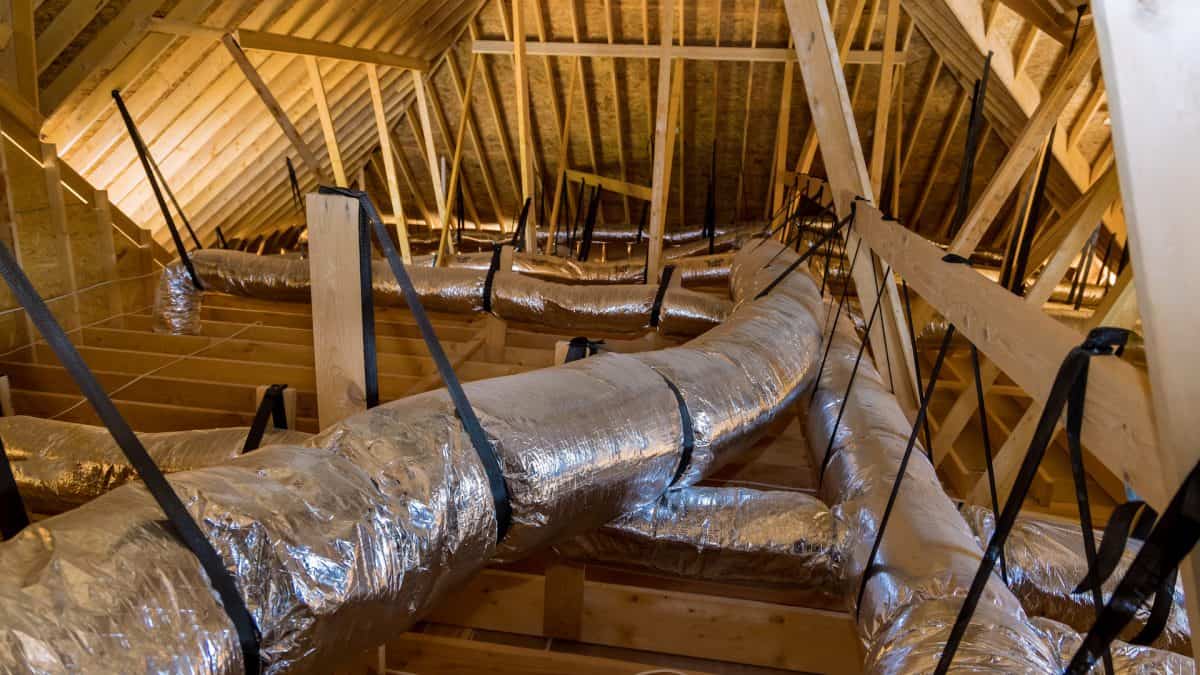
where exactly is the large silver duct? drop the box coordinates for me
[439,249,735,285]
[0,240,823,673]
[0,416,311,515]
[809,310,1189,672]
[154,249,730,337]
[554,485,845,608]
[961,504,1191,654]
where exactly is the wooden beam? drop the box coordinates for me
[733,0,761,219]
[565,169,651,201]
[146,18,432,71]
[1094,0,1200,658]
[468,22,521,215]
[645,0,676,281]
[222,34,331,184]
[512,0,536,251]
[444,52,504,225]
[8,0,36,109]
[435,54,479,265]
[793,0,867,177]
[546,58,580,254]
[783,0,919,412]
[304,56,347,187]
[868,0,902,197]
[365,65,412,263]
[853,204,1166,510]
[471,39,897,64]
[602,0,632,225]
[769,56,795,215]
[427,569,861,675]
[411,70,448,226]
[305,193,367,430]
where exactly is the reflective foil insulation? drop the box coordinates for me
[961,504,1191,654]
[808,312,1188,673]
[555,485,845,608]
[0,416,311,515]
[0,239,823,673]
[154,249,730,337]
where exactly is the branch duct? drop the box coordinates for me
[154,249,730,336]
[0,240,824,673]
[808,312,1189,673]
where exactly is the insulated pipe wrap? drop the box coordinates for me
[1,240,823,674]
[0,415,311,514]
[555,486,845,607]
[154,250,729,336]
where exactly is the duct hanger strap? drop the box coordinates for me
[1075,499,1157,595]
[654,370,696,488]
[243,384,289,453]
[564,337,604,363]
[0,238,262,672]
[323,187,513,542]
[481,244,507,313]
[0,436,29,540]
[649,265,676,328]
[934,327,1131,675]
[755,206,855,300]
[1065,457,1200,674]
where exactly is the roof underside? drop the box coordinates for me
[31,0,1115,251]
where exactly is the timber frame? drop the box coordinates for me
[0,0,1197,671]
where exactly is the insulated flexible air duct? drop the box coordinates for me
[961,504,1191,654]
[0,416,311,515]
[554,485,845,608]
[0,240,823,673]
[809,313,1189,673]
[154,249,730,336]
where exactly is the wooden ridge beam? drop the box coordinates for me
[471,39,900,64]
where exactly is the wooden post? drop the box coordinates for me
[366,65,412,263]
[645,0,676,281]
[254,384,298,430]
[783,0,919,412]
[545,57,580,255]
[305,56,348,187]
[1093,0,1200,660]
[306,193,368,430]
[435,55,480,265]
[512,0,538,252]
[543,561,585,641]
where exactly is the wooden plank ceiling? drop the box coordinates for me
[29,0,1115,254]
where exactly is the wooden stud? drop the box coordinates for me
[304,56,348,187]
[222,34,331,184]
[1094,1,1200,655]
[411,70,449,232]
[305,193,367,429]
[868,0,902,197]
[435,54,479,264]
[645,0,677,282]
[512,0,537,251]
[546,58,580,254]
[444,51,504,226]
[8,0,36,109]
[365,65,412,263]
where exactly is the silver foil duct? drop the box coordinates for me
[1035,618,1196,674]
[961,505,1191,654]
[0,415,311,514]
[539,221,757,245]
[0,240,823,673]
[154,249,730,337]
[809,313,1191,673]
[554,485,845,608]
[439,249,734,286]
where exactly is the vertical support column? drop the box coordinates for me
[366,65,412,263]
[783,0,919,411]
[512,0,538,252]
[1093,0,1200,661]
[40,142,81,333]
[306,193,368,430]
[645,0,676,281]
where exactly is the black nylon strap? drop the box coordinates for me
[655,371,696,487]
[0,237,261,671]
[327,188,513,541]
[1065,458,1200,673]
[1129,566,1177,646]
[482,244,505,313]
[755,209,854,300]
[649,265,676,328]
[243,384,289,453]
[112,90,204,289]
[564,337,604,363]
[934,327,1130,675]
[578,186,601,262]
[900,280,932,452]
[332,186,381,409]
[970,343,1008,583]
[854,321,956,616]
[511,197,532,252]
[817,264,895,484]
[1074,501,1148,594]
[287,157,302,213]
[0,436,29,540]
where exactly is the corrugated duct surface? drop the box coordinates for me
[0,239,822,673]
